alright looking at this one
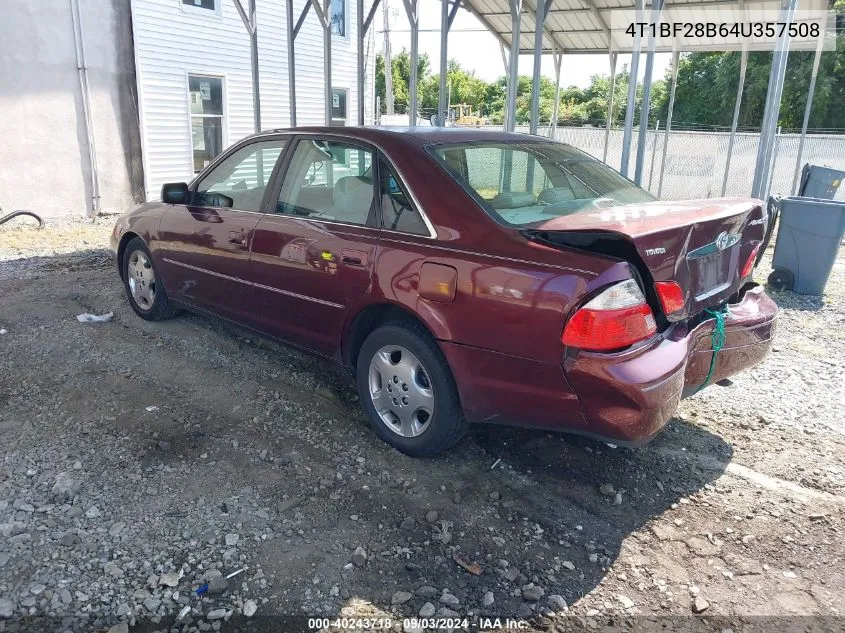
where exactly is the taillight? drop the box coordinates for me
[655,280,685,314]
[562,280,657,351]
[741,244,762,279]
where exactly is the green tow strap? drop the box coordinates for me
[694,305,729,394]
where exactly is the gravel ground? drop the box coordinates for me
[1,216,843,633]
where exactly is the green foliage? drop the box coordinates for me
[375,15,845,131]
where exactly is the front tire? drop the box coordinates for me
[122,237,179,321]
[356,322,467,457]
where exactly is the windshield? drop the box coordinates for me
[427,141,656,227]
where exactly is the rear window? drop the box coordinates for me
[427,141,655,227]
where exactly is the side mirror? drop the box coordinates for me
[161,182,189,205]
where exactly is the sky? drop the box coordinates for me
[378,0,672,89]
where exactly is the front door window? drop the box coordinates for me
[194,140,287,211]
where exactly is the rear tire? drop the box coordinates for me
[356,321,467,457]
[122,237,179,321]
[767,268,794,292]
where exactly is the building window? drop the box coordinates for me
[331,88,348,126]
[188,75,224,173]
[182,0,217,11]
[330,0,346,37]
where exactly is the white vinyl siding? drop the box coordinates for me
[131,0,375,200]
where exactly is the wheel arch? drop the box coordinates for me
[116,231,141,279]
[342,302,440,376]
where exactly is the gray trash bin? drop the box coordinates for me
[798,164,844,199]
[768,196,845,295]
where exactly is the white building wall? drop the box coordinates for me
[132,0,375,201]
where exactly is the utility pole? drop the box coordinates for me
[383,0,394,115]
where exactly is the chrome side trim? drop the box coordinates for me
[162,257,344,309]
[251,281,344,309]
[162,258,252,286]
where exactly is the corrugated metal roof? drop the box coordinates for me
[461,0,816,54]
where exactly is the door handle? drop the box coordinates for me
[229,230,246,246]
[341,249,368,267]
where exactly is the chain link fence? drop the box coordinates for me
[481,125,845,201]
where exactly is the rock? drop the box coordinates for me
[437,608,460,618]
[207,608,227,620]
[59,589,72,605]
[107,623,128,633]
[143,597,160,612]
[51,473,80,501]
[518,603,534,618]
[353,546,367,567]
[105,563,124,577]
[503,567,520,582]
[692,596,710,613]
[588,553,599,563]
[425,510,439,523]
[109,522,125,537]
[522,585,544,602]
[482,591,495,607]
[440,593,460,606]
[548,594,568,612]
[391,591,413,605]
[561,561,576,571]
[0,598,15,618]
[614,492,623,505]
[225,533,239,546]
[416,586,437,599]
[159,571,181,587]
[492,536,505,547]
[243,599,258,617]
[84,506,100,519]
[30,584,46,595]
[59,532,78,547]
[207,576,228,594]
[617,594,635,609]
[13,499,35,512]
[489,491,501,501]
[419,602,436,617]
[599,483,615,497]
[115,603,131,617]
[400,516,415,531]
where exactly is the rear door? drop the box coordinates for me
[249,136,379,356]
[156,138,289,325]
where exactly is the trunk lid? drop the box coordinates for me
[534,198,768,320]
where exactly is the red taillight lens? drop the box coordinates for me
[741,244,762,279]
[562,280,657,351]
[655,281,685,314]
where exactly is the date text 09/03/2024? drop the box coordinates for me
[307,617,531,630]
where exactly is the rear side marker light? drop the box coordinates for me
[655,280,685,314]
[741,244,762,279]
[562,280,657,352]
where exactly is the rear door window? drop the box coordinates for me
[275,139,376,227]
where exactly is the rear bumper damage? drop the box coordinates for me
[563,284,778,444]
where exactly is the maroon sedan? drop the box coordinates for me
[111,127,778,456]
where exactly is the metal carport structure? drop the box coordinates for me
[265,0,833,200]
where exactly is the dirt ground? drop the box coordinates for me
[0,216,843,633]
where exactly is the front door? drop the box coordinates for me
[156,138,288,324]
[250,137,379,356]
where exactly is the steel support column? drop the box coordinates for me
[550,47,563,137]
[358,0,382,125]
[620,0,643,177]
[312,0,333,125]
[791,34,824,194]
[401,0,419,125]
[603,50,617,162]
[438,0,449,125]
[529,0,547,135]
[286,0,298,126]
[70,0,100,215]
[505,0,522,132]
[634,0,663,184]
[721,45,748,196]
[657,47,679,198]
[751,0,799,199]
[384,0,394,115]
[234,0,261,132]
